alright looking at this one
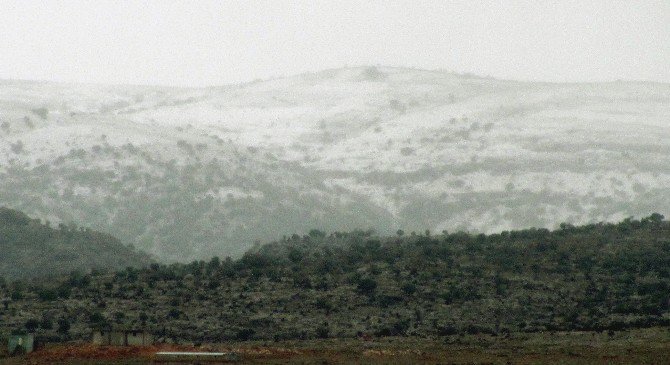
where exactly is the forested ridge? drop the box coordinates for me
[1,213,669,342]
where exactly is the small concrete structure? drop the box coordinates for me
[8,334,34,355]
[154,351,240,363]
[93,327,154,346]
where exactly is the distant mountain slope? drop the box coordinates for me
[0,67,669,261]
[0,207,151,279]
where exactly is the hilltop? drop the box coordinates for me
[1,67,669,260]
[0,207,151,279]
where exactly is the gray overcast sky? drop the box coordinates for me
[0,0,668,87]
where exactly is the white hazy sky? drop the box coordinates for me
[0,0,668,87]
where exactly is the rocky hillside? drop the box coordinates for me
[0,207,151,279]
[0,67,669,260]
[1,216,668,342]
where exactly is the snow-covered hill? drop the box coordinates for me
[1,67,669,261]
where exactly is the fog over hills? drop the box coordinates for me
[1,66,669,261]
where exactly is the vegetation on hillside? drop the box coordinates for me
[0,141,393,261]
[1,214,669,343]
[0,207,151,279]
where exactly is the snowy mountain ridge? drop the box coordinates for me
[1,66,669,261]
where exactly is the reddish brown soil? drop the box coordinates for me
[26,343,190,363]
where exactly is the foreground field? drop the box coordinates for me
[3,327,669,364]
